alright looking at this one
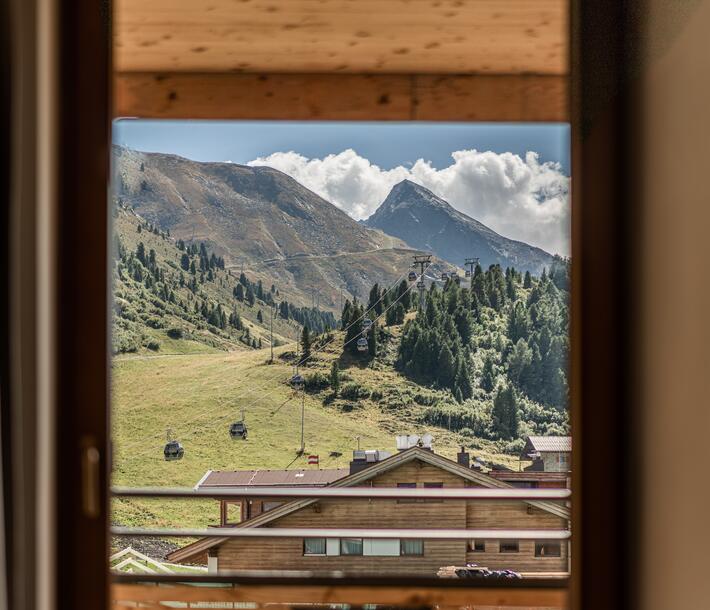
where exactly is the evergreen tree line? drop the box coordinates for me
[351,261,570,440]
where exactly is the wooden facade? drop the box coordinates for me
[170,450,569,577]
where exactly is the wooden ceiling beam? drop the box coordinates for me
[114,72,569,122]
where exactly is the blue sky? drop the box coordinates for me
[113,120,570,174]
[113,120,570,255]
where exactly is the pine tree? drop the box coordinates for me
[437,344,456,389]
[300,325,312,362]
[507,339,533,388]
[234,284,244,301]
[480,356,495,392]
[523,270,532,288]
[257,309,263,323]
[330,361,340,396]
[246,285,255,307]
[368,322,378,357]
[136,242,147,265]
[492,385,519,440]
[507,301,530,343]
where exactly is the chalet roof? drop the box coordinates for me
[198,469,348,488]
[168,447,571,564]
[524,436,572,454]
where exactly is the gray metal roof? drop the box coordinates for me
[198,468,349,488]
[526,436,572,453]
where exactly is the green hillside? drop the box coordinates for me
[112,201,334,355]
[111,330,520,530]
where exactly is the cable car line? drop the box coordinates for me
[122,268,422,459]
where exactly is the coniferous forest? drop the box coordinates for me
[339,261,570,446]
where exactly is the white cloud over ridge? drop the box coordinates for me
[247,148,570,256]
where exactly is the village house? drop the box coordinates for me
[168,443,570,577]
[486,436,572,489]
[520,436,572,473]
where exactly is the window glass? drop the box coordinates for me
[500,540,519,553]
[365,539,400,556]
[110,120,571,580]
[401,540,424,556]
[397,482,417,504]
[535,541,562,557]
[469,540,485,552]
[341,538,364,555]
[303,538,326,555]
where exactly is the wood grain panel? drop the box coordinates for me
[114,73,569,122]
[112,582,569,607]
[114,0,568,75]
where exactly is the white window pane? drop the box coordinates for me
[364,539,400,556]
[326,538,340,556]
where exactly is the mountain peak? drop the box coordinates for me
[365,180,554,274]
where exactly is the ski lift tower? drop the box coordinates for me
[412,254,432,308]
[464,257,480,279]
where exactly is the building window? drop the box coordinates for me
[303,538,326,555]
[340,538,364,555]
[422,481,443,503]
[364,539,400,556]
[396,482,417,503]
[535,541,562,557]
[468,540,485,552]
[400,539,424,556]
[499,540,519,553]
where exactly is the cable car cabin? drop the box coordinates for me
[163,440,184,461]
[408,271,417,282]
[229,421,248,440]
[362,318,373,331]
[356,337,368,352]
[290,374,305,390]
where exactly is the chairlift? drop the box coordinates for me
[290,373,305,390]
[408,271,417,282]
[229,420,248,440]
[356,337,368,352]
[163,440,184,461]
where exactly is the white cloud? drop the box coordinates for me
[247,148,570,255]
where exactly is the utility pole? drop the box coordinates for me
[300,392,305,454]
[269,303,275,363]
[412,254,432,308]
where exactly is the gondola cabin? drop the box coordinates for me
[163,440,184,461]
[290,374,305,390]
[229,421,248,440]
[362,318,373,331]
[408,271,417,282]
[356,337,368,352]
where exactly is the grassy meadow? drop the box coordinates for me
[111,330,519,530]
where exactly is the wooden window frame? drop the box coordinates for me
[1,1,643,608]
